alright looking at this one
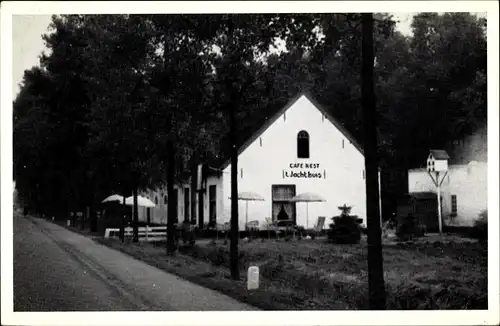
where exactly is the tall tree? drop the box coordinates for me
[78,14,161,242]
[14,12,487,247]
[400,12,487,167]
[145,15,220,254]
[187,14,291,279]
[14,15,95,221]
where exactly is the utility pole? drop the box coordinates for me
[229,93,240,280]
[361,13,387,310]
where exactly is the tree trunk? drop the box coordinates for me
[70,207,76,226]
[86,183,97,233]
[166,139,177,254]
[97,208,104,234]
[120,194,126,242]
[362,13,386,310]
[190,159,198,226]
[132,184,139,243]
[81,205,89,230]
[90,205,98,232]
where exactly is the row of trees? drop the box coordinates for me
[14,13,486,273]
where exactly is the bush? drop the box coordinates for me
[179,220,196,246]
[414,224,427,237]
[327,205,361,244]
[301,227,317,239]
[396,213,425,241]
[471,210,487,242]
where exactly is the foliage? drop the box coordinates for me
[102,234,486,310]
[13,13,487,236]
[179,220,196,246]
[14,15,95,219]
[471,210,487,242]
[396,213,426,241]
[327,205,362,244]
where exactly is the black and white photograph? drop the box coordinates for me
[1,1,498,326]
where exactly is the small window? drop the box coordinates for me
[155,197,158,205]
[164,196,167,204]
[297,130,310,158]
[451,195,457,216]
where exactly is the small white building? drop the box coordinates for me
[137,94,375,230]
[408,161,487,227]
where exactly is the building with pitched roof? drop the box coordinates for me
[137,93,377,230]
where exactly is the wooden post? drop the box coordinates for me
[227,17,240,281]
[230,95,240,279]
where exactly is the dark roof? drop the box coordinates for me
[210,92,364,171]
[429,149,450,160]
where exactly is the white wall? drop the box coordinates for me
[136,184,191,225]
[221,95,367,230]
[408,162,487,226]
[202,175,226,226]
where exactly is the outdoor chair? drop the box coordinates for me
[311,216,326,238]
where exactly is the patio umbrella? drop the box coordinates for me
[102,194,124,204]
[125,195,156,208]
[291,192,326,229]
[229,191,265,226]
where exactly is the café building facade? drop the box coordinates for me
[138,94,374,230]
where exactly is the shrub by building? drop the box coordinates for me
[471,210,487,242]
[327,205,361,244]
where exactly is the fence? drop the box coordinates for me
[104,226,167,242]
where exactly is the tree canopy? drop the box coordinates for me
[13,12,487,219]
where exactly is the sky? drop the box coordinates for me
[9,13,420,97]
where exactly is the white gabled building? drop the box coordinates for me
[137,93,375,230]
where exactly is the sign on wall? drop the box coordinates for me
[282,162,326,179]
